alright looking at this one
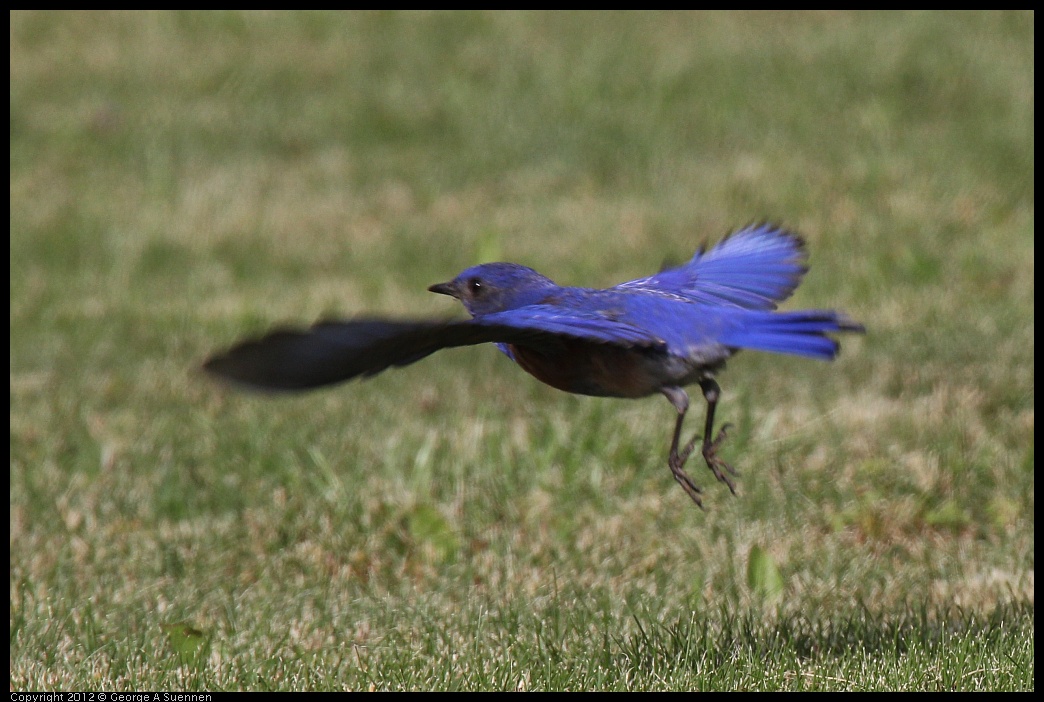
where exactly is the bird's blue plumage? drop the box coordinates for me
[617,224,808,309]
[473,305,664,348]
[430,224,860,386]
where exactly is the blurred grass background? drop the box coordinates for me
[10,11,1033,690]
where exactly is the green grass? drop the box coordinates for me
[10,10,1033,691]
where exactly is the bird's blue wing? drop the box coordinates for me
[473,305,665,347]
[617,224,808,310]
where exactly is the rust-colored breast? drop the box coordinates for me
[507,341,661,399]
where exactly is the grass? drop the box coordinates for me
[10,10,1033,691]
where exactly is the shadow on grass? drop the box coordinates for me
[612,599,1032,686]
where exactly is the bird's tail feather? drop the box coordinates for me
[720,310,864,360]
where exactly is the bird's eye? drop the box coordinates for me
[468,278,483,295]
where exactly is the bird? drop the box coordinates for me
[203,224,864,508]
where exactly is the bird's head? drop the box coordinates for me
[429,263,557,317]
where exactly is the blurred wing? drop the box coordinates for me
[618,223,809,310]
[203,313,663,392]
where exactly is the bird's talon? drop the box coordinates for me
[676,434,701,464]
[702,427,739,493]
[711,423,733,449]
[716,466,738,495]
[671,469,704,509]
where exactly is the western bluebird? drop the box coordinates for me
[204,224,863,508]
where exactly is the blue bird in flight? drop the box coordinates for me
[204,224,864,508]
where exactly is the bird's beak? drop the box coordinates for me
[427,281,458,298]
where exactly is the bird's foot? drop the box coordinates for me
[669,422,739,507]
[702,423,739,494]
[668,451,704,510]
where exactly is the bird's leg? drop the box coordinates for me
[698,378,739,494]
[662,387,704,509]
